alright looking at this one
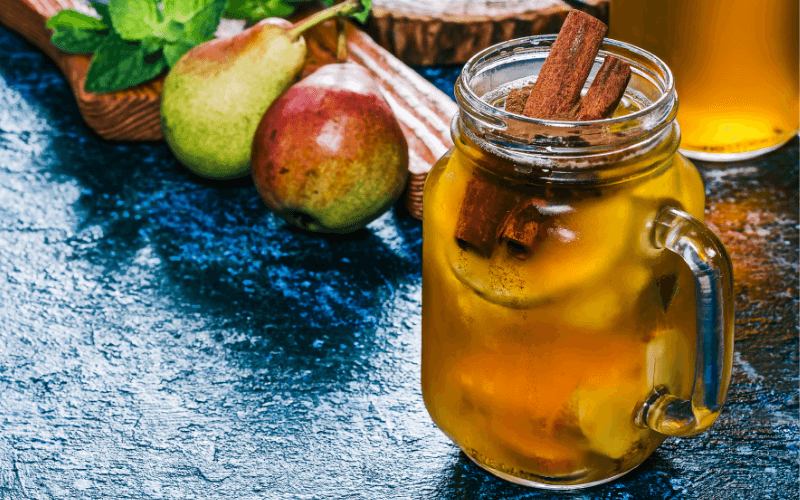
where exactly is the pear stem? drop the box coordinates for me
[286,0,362,42]
[336,18,347,62]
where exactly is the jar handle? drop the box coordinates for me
[635,207,735,437]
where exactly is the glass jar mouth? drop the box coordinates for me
[453,35,680,182]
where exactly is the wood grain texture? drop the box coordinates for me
[365,0,609,65]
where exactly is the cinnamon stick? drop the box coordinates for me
[499,198,551,260]
[522,10,607,119]
[456,10,631,260]
[454,169,519,258]
[575,56,632,120]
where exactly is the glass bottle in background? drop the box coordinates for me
[608,0,799,161]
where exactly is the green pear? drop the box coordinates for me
[160,1,365,180]
[161,18,302,179]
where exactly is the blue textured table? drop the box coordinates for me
[0,25,797,499]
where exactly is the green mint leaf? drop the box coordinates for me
[182,0,229,45]
[51,27,108,53]
[266,0,295,18]
[224,0,295,21]
[152,19,187,43]
[84,34,167,93]
[163,42,195,66]
[109,0,159,40]
[350,0,371,24]
[90,1,113,27]
[140,36,167,55]
[162,0,207,23]
[46,10,107,31]
[223,0,265,20]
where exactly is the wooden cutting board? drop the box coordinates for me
[366,0,609,65]
[0,0,460,219]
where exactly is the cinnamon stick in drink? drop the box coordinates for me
[499,199,551,260]
[455,169,520,258]
[459,10,630,259]
[522,10,607,119]
[504,55,631,121]
[575,56,632,120]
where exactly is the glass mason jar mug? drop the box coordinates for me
[421,37,735,489]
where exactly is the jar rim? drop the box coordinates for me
[457,36,675,128]
[453,35,681,182]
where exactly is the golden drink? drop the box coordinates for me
[423,137,702,485]
[608,0,799,160]
[421,36,735,488]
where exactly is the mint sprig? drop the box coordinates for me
[109,0,160,40]
[85,34,168,93]
[47,0,371,93]
[47,0,230,93]
[224,0,371,24]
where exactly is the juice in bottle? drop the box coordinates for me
[608,0,799,160]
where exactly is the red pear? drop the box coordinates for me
[251,63,409,233]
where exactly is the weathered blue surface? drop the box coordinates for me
[0,25,797,499]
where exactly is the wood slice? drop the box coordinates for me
[366,0,610,65]
[0,0,459,220]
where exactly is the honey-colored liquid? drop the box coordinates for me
[421,135,709,485]
[608,0,799,157]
